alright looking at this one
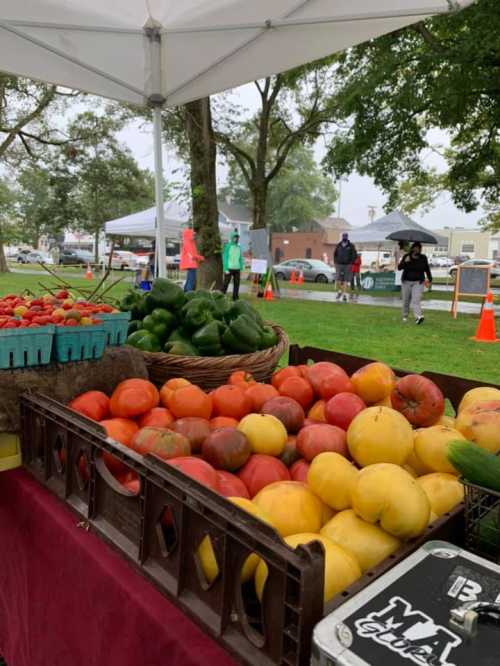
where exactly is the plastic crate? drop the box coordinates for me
[0,433,22,472]
[0,325,54,369]
[98,312,131,346]
[463,478,500,564]
[53,325,106,363]
[20,389,464,666]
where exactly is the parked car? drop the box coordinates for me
[59,249,94,265]
[430,256,454,268]
[273,259,335,283]
[104,250,140,270]
[21,251,54,265]
[449,259,500,279]
[16,249,34,263]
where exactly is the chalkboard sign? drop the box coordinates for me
[451,265,490,318]
[457,266,490,295]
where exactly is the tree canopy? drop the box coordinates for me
[222,143,336,231]
[323,0,500,229]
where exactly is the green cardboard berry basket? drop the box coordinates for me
[0,325,55,369]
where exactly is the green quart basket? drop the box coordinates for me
[98,311,131,346]
[53,325,107,363]
[0,325,55,369]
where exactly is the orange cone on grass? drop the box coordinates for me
[85,263,93,280]
[471,292,499,343]
[297,271,304,286]
[290,271,297,284]
[264,283,274,301]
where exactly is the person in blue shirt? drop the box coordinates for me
[222,231,244,301]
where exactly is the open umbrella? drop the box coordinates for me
[386,230,438,245]
[0,1,474,275]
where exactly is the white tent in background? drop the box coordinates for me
[0,1,475,276]
[105,203,190,239]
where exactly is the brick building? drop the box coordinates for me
[271,217,351,265]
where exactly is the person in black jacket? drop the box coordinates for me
[398,242,432,325]
[334,233,357,302]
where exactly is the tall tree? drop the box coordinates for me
[323,0,500,228]
[16,165,77,248]
[66,112,154,260]
[222,144,337,232]
[184,99,223,288]
[0,75,78,271]
[0,179,16,273]
[214,64,336,229]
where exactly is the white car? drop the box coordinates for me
[431,256,454,268]
[105,250,140,270]
[450,258,500,279]
[23,251,54,265]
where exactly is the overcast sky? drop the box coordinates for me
[119,81,483,232]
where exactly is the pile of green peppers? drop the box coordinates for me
[120,278,279,356]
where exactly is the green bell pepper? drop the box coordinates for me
[142,315,170,342]
[184,289,212,303]
[145,278,186,313]
[126,329,162,352]
[164,340,199,356]
[211,292,230,320]
[181,299,213,332]
[120,289,148,320]
[127,320,141,335]
[192,320,225,356]
[222,314,261,353]
[259,325,278,349]
[225,300,264,328]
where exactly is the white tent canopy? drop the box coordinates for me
[0,0,475,275]
[105,202,189,239]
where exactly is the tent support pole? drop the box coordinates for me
[152,104,167,279]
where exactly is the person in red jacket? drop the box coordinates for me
[180,228,204,292]
[350,253,362,301]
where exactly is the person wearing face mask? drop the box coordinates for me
[334,232,358,302]
[398,242,432,325]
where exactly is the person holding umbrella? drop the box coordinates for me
[398,242,432,324]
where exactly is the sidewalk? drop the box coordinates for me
[243,285,500,315]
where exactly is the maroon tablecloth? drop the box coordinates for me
[0,469,237,666]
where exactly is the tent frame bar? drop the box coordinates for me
[0,1,471,37]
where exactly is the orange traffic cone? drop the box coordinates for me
[85,263,93,280]
[290,271,296,284]
[264,283,274,301]
[297,271,304,286]
[471,292,499,343]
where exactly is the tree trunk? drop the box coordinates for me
[252,180,269,230]
[0,240,9,273]
[184,97,223,289]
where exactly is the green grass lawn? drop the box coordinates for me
[2,270,499,385]
[252,296,500,385]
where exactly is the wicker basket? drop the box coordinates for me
[143,324,288,389]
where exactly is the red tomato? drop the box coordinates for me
[216,470,250,499]
[289,459,310,483]
[69,391,110,421]
[237,454,290,498]
[167,456,218,490]
[109,379,160,419]
[278,376,314,409]
[307,362,353,400]
[138,407,175,429]
[271,366,301,390]
[325,392,366,431]
[296,424,348,462]
[212,384,253,420]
